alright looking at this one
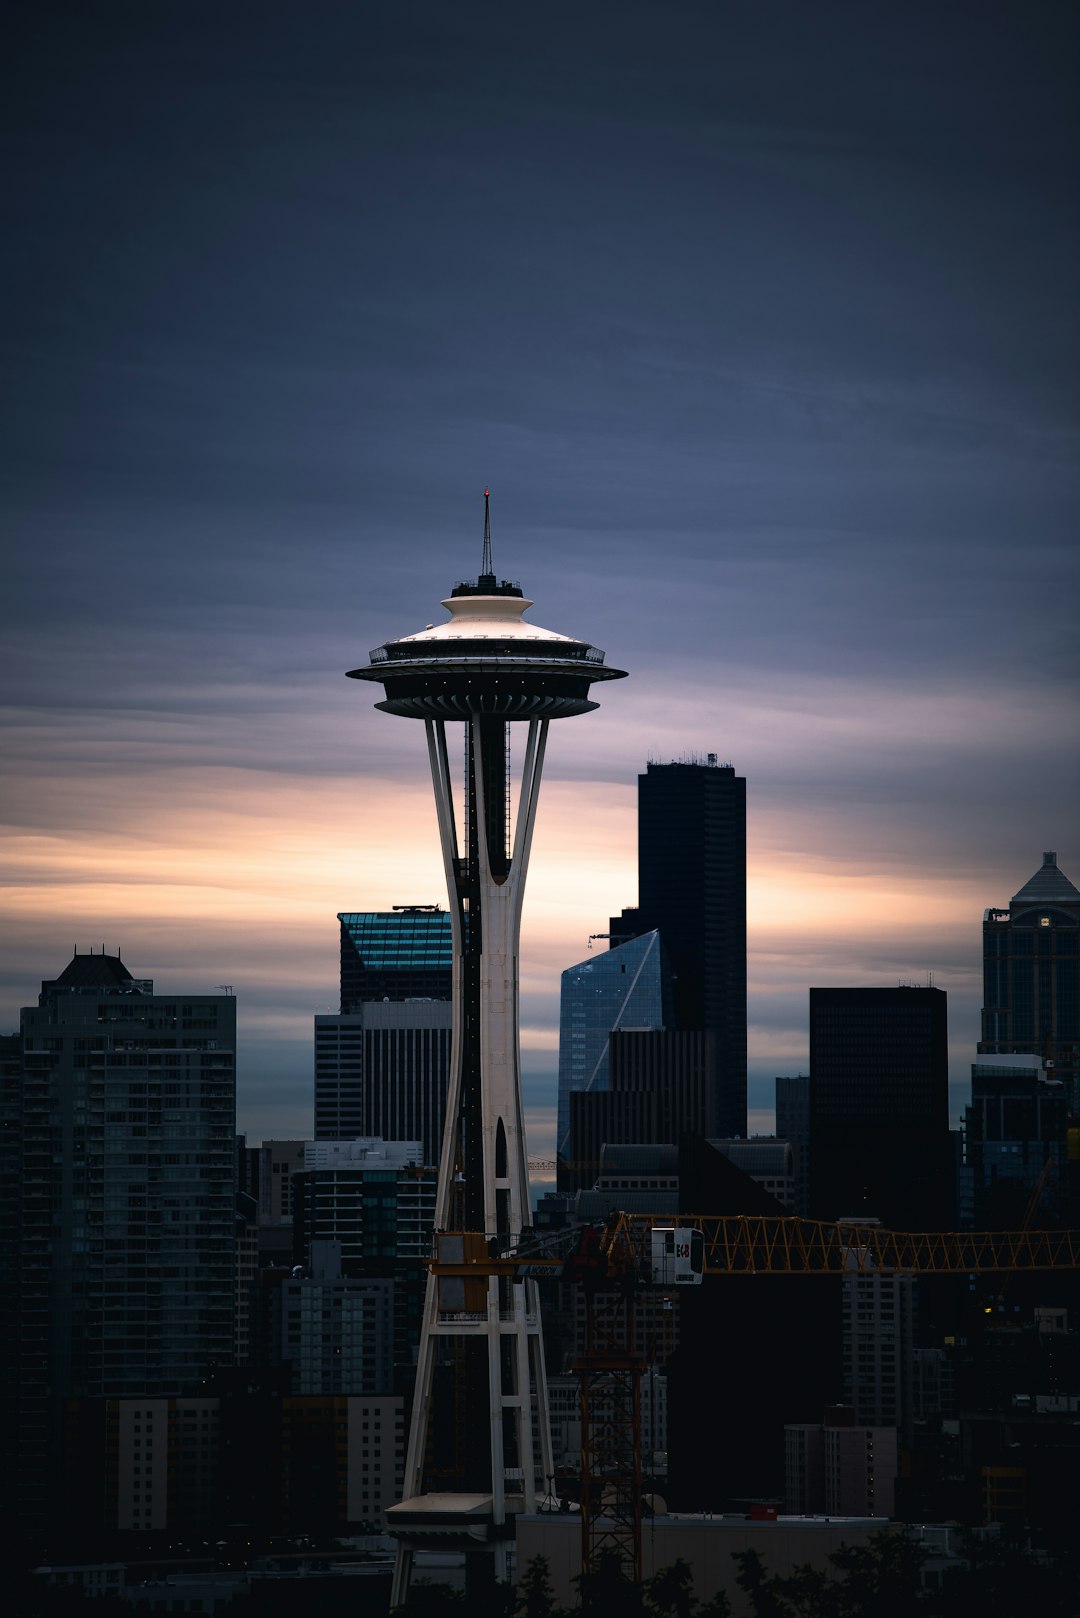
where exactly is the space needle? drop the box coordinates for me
[348,493,626,1603]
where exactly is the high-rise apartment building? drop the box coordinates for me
[338,907,452,1012]
[785,1407,898,1518]
[272,1241,397,1397]
[842,1257,917,1444]
[14,952,236,1544]
[809,986,951,1230]
[613,757,747,1137]
[555,930,671,1189]
[291,1138,437,1381]
[979,852,1080,1112]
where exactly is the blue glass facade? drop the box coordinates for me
[338,908,452,1011]
[556,930,671,1172]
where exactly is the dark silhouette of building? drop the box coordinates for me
[567,1028,719,1193]
[775,1073,811,1217]
[666,1136,841,1510]
[979,851,1080,1115]
[809,986,951,1230]
[13,951,236,1553]
[961,1057,1068,1229]
[612,757,747,1136]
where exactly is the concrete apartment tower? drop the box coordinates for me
[348,494,626,1601]
[13,952,236,1546]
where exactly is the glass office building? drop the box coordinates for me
[556,929,672,1185]
[979,852,1080,1113]
[338,907,453,1011]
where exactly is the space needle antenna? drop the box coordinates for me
[481,486,493,579]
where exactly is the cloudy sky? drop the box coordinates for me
[3,1,1077,1160]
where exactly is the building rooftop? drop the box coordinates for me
[52,951,134,990]
[1011,851,1080,908]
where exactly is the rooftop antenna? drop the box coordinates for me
[481,486,493,580]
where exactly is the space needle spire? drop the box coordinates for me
[348,502,626,1605]
[481,485,494,581]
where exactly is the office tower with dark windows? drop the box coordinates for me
[322,906,454,1157]
[809,986,951,1230]
[960,1055,1068,1229]
[568,1028,719,1194]
[314,1001,452,1159]
[979,852,1080,1112]
[555,929,671,1189]
[841,1245,918,1444]
[612,757,747,1137]
[338,907,452,1013]
[775,1074,812,1217]
[13,951,236,1546]
[711,1139,796,1211]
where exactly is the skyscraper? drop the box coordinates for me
[960,1055,1068,1228]
[320,906,454,1150]
[567,1028,720,1194]
[338,907,452,1012]
[314,1001,452,1154]
[14,951,236,1545]
[809,986,951,1230]
[348,496,625,1600]
[775,1074,811,1218]
[613,757,747,1136]
[555,929,671,1188]
[979,852,1080,1112]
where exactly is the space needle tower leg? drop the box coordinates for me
[348,495,625,1607]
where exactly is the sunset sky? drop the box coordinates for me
[3,3,1077,1163]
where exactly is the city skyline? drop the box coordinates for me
[3,4,1077,1155]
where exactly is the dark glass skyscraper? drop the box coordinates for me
[613,757,747,1136]
[555,928,671,1187]
[978,852,1080,1113]
[321,906,454,1152]
[338,907,452,1012]
[809,985,951,1230]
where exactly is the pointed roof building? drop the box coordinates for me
[1010,851,1080,910]
[979,851,1080,1113]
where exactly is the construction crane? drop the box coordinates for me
[429,1212,1080,1591]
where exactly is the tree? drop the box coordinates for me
[645,1557,731,1618]
[575,1551,646,1617]
[396,1580,467,1615]
[829,1532,926,1617]
[734,1533,928,1618]
[645,1559,698,1618]
[733,1549,795,1618]
[517,1554,559,1618]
